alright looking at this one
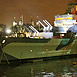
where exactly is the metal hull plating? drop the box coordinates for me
[0,37,77,61]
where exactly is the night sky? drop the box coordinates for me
[0,0,69,27]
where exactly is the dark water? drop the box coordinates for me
[0,57,77,77]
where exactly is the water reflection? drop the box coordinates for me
[0,57,77,77]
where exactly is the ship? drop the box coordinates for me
[0,1,77,64]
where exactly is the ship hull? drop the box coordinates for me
[0,37,77,62]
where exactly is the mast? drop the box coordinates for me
[13,17,17,26]
[30,16,34,26]
[19,15,23,26]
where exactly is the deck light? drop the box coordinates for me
[2,40,5,43]
[6,29,11,34]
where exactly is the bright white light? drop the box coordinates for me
[6,29,11,34]
[2,40,5,43]
[13,21,17,26]
[61,34,64,36]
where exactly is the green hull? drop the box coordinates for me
[0,37,77,61]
